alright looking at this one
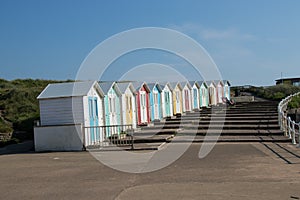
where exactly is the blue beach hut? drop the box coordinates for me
[147,82,163,121]
[98,81,122,134]
[160,82,173,118]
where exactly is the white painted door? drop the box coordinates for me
[140,91,147,123]
[109,95,117,126]
[201,88,206,106]
[175,90,181,113]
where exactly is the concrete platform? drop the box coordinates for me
[0,143,299,199]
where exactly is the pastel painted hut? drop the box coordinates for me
[98,82,122,132]
[116,82,137,129]
[223,80,231,100]
[181,81,192,112]
[198,81,209,107]
[169,82,183,115]
[147,82,163,121]
[207,81,217,106]
[189,81,201,110]
[35,81,105,151]
[133,82,151,125]
[160,82,173,118]
[215,80,224,104]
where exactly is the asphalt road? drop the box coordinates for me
[0,142,300,200]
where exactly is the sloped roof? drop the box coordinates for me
[98,81,114,94]
[222,80,231,86]
[189,81,200,88]
[198,81,208,88]
[159,82,172,91]
[213,80,224,86]
[98,81,121,96]
[37,81,101,99]
[206,80,216,87]
[147,82,162,92]
[169,82,182,90]
[116,82,136,94]
[132,82,150,93]
[180,81,192,89]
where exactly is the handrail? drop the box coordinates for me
[278,92,300,147]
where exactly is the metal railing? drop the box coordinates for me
[278,92,300,147]
[83,124,134,149]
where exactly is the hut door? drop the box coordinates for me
[165,91,170,116]
[193,88,198,109]
[88,97,99,143]
[209,87,214,105]
[109,95,117,126]
[201,88,206,107]
[184,89,190,111]
[224,86,229,99]
[126,95,132,124]
[218,86,223,103]
[175,90,181,113]
[153,91,159,119]
[140,91,147,123]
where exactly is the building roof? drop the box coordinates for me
[275,77,300,82]
[37,81,101,99]
[222,80,231,86]
[116,82,136,94]
[169,82,182,90]
[189,81,200,88]
[206,80,216,87]
[98,81,122,96]
[197,81,207,87]
[147,82,162,92]
[98,81,115,94]
[132,82,150,92]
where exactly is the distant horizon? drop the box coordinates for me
[2,76,296,87]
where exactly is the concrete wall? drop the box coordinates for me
[34,124,83,151]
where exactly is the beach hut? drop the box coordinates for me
[207,81,217,106]
[98,82,122,132]
[189,81,201,110]
[147,82,163,121]
[181,81,192,112]
[169,82,183,115]
[116,82,137,129]
[223,80,231,100]
[160,82,173,118]
[198,81,209,107]
[35,81,105,151]
[215,80,224,104]
[133,82,151,125]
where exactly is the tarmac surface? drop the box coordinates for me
[0,141,300,200]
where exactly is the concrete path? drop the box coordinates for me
[0,143,300,199]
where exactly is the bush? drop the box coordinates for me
[288,95,300,109]
[233,84,300,101]
[0,79,73,141]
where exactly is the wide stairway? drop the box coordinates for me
[134,101,291,143]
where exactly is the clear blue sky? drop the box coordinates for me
[0,0,299,86]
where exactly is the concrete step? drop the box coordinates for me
[178,129,284,136]
[155,119,279,126]
[143,124,281,131]
[177,116,279,121]
[171,135,291,143]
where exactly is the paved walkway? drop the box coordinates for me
[0,142,300,199]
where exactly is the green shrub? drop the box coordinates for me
[288,95,300,109]
[0,79,73,141]
[233,84,300,101]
